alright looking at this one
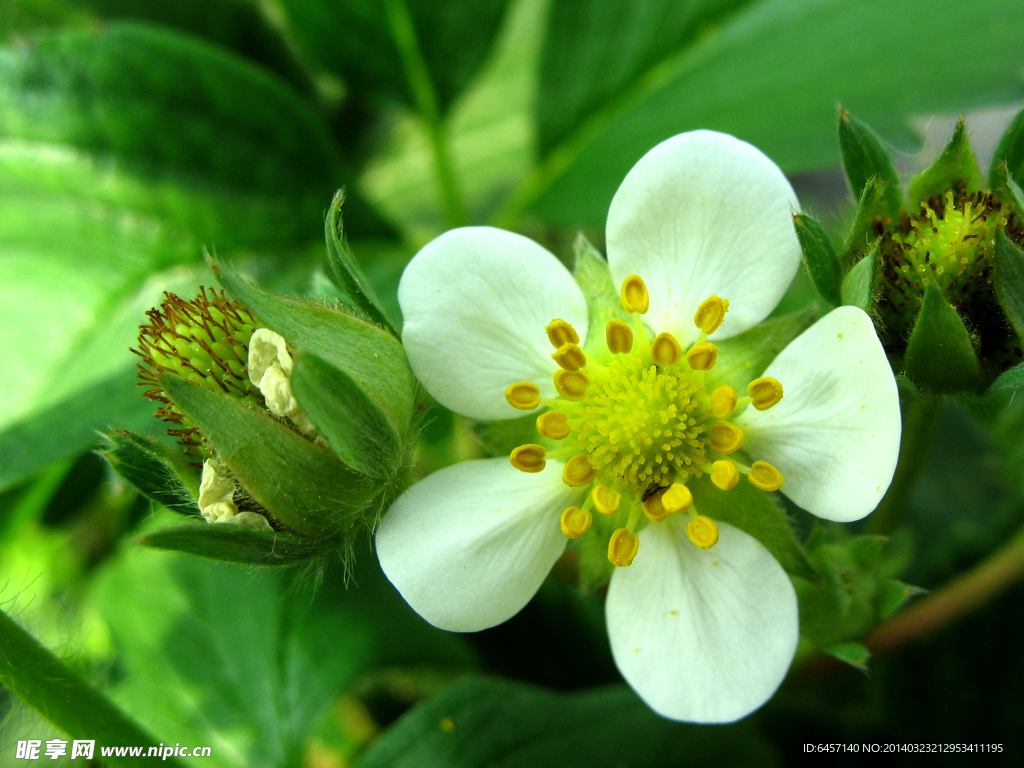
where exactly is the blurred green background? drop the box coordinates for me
[2,0,1024,764]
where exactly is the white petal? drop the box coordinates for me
[735,306,901,522]
[606,519,798,724]
[376,457,580,632]
[248,328,293,384]
[399,227,588,420]
[606,130,800,346]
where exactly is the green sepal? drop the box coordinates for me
[907,118,982,207]
[987,360,1024,394]
[324,189,398,335]
[138,523,327,566]
[993,162,1024,220]
[162,375,381,538]
[840,240,880,311]
[994,229,1024,343]
[903,284,983,393]
[793,212,842,306]
[690,475,817,581]
[841,178,889,267]
[215,264,415,437]
[823,641,870,671]
[572,233,630,356]
[291,351,403,481]
[837,108,902,220]
[989,104,1024,189]
[468,413,544,457]
[876,579,926,621]
[707,308,817,393]
[99,430,200,515]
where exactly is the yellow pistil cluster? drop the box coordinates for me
[505,276,787,567]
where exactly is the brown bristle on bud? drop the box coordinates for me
[133,287,263,457]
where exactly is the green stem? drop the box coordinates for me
[382,0,467,228]
[0,609,186,767]
[864,393,942,535]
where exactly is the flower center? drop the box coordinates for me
[503,274,787,567]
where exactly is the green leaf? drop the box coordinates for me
[359,677,780,768]
[994,229,1024,343]
[989,103,1024,189]
[904,284,983,393]
[100,430,200,515]
[907,118,982,208]
[572,233,631,353]
[691,475,816,581]
[217,267,416,438]
[325,189,398,333]
[837,108,902,220]
[0,608,186,767]
[793,212,842,306]
[709,308,817,393]
[138,522,328,566]
[823,641,871,671]
[161,375,381,538]
[291,351,404,481]
[840,241,880,311]
[277,0,510,114]
[524,0,1024,227]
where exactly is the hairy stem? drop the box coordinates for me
[0,609,185,766]
[382,0,467,228]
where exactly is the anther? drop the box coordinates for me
[620,275,650,314]
[608,528,639,567]
[661,483,693,514]
[551,342,587,372]
[686,515,720,549]
[592,484,622,515]
[748,460,784,491]
[642,488,669,522]
[562,454,596,487]
[650,332,682,367]
[554,369,590,400]
[505,381,541,410]
[536,411,571,440]
[685,342,718,371]
[694,295,730,335]
[710,460,739,490]
[560,506,593,539]
[709,421,743,454]
[510,444,546,473]
[605,320,634,354]
[747,377,784,410]
[545,319,579,348]
[710,385,738,417]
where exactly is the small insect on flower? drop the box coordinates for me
[376,130,901,724]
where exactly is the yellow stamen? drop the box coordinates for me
[661,482,693,513]
[552,342,587,372]
[747,377,784,410]
[748,460,784,491]
[554,369,589,400]
[510,444,546,473]
[650,332,682,367]
[710,385,738,418]
[562,454,596,487]
[686,515,720,549]
[708,421,743,454]
[605,320,634,354]
[546,319,579,348]
[642,488,669,522]
[710,460,739,490]
[505,381,541,410]
[536,411,571,440]
[686,342,718,371]
[608,527,639,566]
[560,506,593,539]
[694,296,730,335]
[620,275,649,314]
[591,484,621,515]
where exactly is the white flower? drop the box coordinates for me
[376,130,901,723]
